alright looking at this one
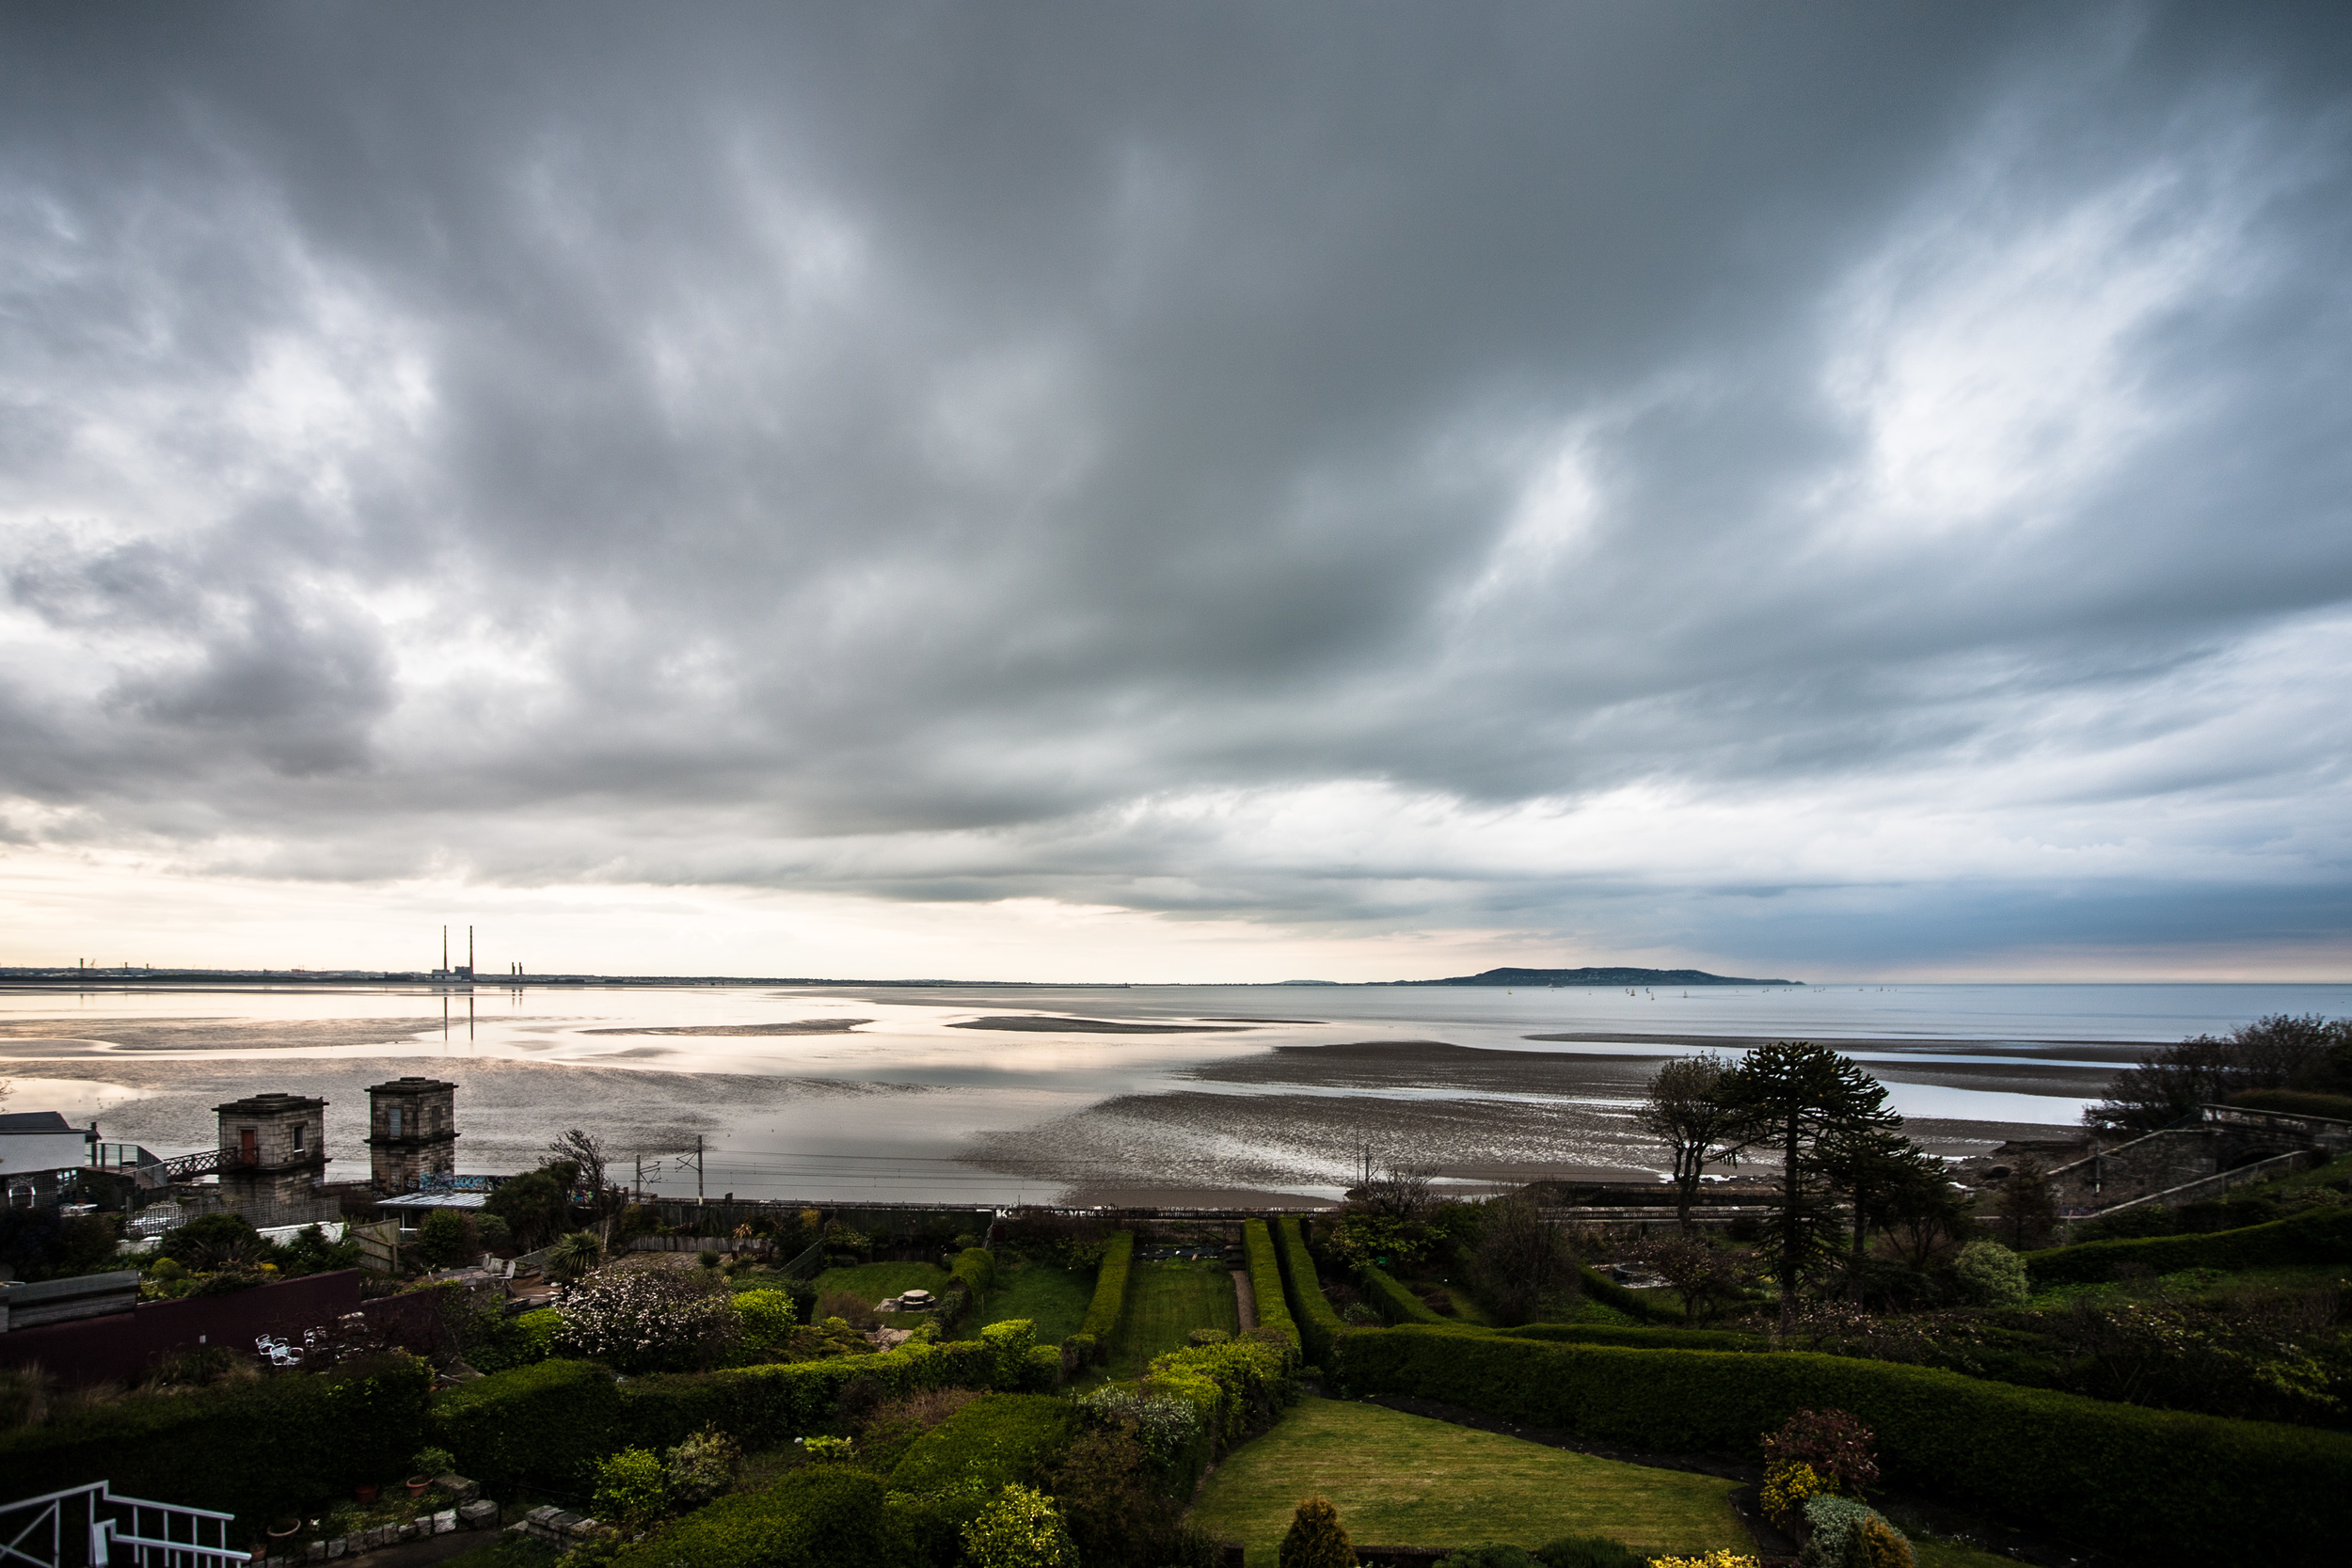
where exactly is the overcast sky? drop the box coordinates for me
[3,3,2349,981]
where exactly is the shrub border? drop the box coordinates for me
[1243,1219,1299,1351]
[1078,1230,1136,1363]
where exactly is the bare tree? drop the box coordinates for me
[1356,1159,1437,1219]
[1472,1195,1575,1324]
[548,1128,623,1241]
[1634,1053,1757,1234]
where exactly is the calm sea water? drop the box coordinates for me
[4,980,2344,1202]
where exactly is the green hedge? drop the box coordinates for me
[886,1391,1081,1495]
[1243,1219,1298,1350]
[615,1337,998,1455]
[2027,1203,2352,1285]
[431,1357,622,1497]
[1273,1214,1348,1366]
[0,1353,431,1531]
[980,1319,1035,1387]
[432,1338,1003,1491]
[1077,1230,1136,1360]
[1332,1324,2352,1566]
[951,1246,996,1298]
[1499,1322,1765,1354]
[609,1465,912,1568]
[1358,1262,1457,1326]
[1574,1264,1681,1324]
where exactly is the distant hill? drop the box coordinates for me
[1405,966,1801,987]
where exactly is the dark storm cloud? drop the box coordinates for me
[1,2,2349,969]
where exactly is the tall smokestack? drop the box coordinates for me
[441,925,448,973]
[468,926,474,975]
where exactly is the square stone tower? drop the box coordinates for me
[214,1091,332,1227]
[366,1076,459,1194]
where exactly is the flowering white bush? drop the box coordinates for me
[1075,1386,1202,1471]
[559,1270,740,1372]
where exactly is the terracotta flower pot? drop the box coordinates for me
[266,1518,302,1541]
[354,1483,379,1505]
[406,1476,432,1497]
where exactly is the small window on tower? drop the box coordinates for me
[292,1124,305,1153]
[389,1107,403,1137]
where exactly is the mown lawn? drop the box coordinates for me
[1108,1259,1240,1378]
[979,1260,1095,1343]
[811,1260,951,1305]
[1186,1397,1747,1567]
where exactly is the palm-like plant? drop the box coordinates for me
[548,1228,604,1283]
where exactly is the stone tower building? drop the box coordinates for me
[366,1076,458,1194]
[214,1091,334,1227]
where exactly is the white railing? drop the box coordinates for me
[0,1481,250,1568]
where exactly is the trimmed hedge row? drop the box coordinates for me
[1358,1262,1456,1326]
[608,1465,908,1568]
[1332,1324,2352,1567]
[950,1246,996,1297]
[0,1353,432,1532]
[1242,1219,1297,1349]
[1077,1230,1136,1359]
[886,1391,1081,1494]
[2027,1202,2352,1285]
[433,1337,1007,1492]
[1272,1214,1347,1366]
[1499,1322,1765,1354]
[1574,1263,1681,1324]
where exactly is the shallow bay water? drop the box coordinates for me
[2,979,2345,1203]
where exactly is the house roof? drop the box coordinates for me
[0,1112,87,1136]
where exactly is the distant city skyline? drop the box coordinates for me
[2,5,2349,983]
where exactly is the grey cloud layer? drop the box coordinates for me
[2,3,2349,967]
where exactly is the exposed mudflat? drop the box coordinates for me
[0,1017,441,1053]
[948,1016,1242,1034]
[580,1019,871,1037]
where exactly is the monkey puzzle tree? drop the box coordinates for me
[1720,1041,1899,1332]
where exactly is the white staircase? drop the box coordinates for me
[1,1481,250,1567]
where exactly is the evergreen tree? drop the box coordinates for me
[1720,1041,1899,1332]
[1279,1497,1359,1568]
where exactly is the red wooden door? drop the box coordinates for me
[240,1128,257,1164]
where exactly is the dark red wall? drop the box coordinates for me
[0,1270,366,1385]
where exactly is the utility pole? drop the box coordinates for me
[695,1133,705,1200]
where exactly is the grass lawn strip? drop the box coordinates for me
[978,1261,1095,1343]
[1187,1397,1747,1567]
[810,1261,951,1305]
[1109,1259,1241,1378]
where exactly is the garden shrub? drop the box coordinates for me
[561,1270,742,1372]
[1243,1218,1298,1350]
[982,1318,1036,1387]
[2025,1203,2352,1285]
[961,1482,1078,1568]
[591,1447,673,1529]
[1765,1407,1879,1497]
[1274,1214,1348,1366]
[888,1392,1083,1496]
[1799,1496,1912,1568]
[1022,1343,1063,1391]
[1279,1496,1357,1568]
[430,1357,622,1496]
[1074,1386,1203,1479]
[1078,1230,1136,1357]
[1532,1537,1646,1568]
[1329,1323,2352,1565]
[0,1352,431,1531]
[736,1287,802,1352]
[606,1465,912,1568]
[1950,1241,2029,1306]
[665,1424,742,1508]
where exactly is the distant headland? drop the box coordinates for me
[1403,966,1802,987]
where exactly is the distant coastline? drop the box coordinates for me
[1402,966,1802,988]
